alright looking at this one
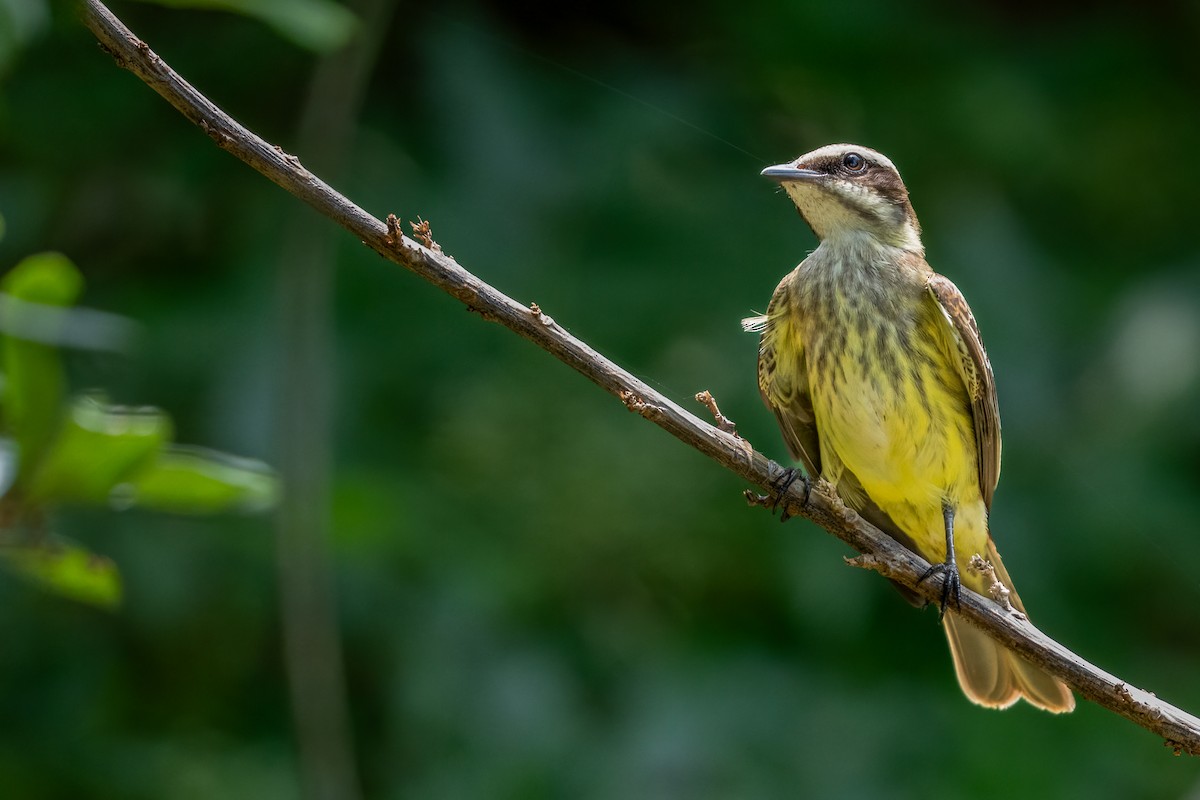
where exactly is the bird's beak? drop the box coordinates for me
[761,164,823,182]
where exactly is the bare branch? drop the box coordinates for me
[79,0,1200,756]
[695,390,739,435]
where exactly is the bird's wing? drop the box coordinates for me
[744,277,822,478]
[927,274,1002,508]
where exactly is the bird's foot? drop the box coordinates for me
[917,558,961,620]
[769,468,809,522]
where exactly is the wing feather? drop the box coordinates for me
[746,275,822,478]
[927,274,1002,508]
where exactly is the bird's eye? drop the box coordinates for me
[843,152,866,172]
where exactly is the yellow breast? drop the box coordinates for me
[807,300,985,561]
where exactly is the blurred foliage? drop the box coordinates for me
[0,0,47,73]
[2,0,1200,798]
[5,539,122,608]
[0,251,278,608]
[128,0,357,53]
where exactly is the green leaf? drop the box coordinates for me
[26,396,171,505]
[0,251,83,307]
[120,446,280,514]
[0,253,84,472]
[1,540,123,609]
[20,395,279,515]
[129,0,357,53]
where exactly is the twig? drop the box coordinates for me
[79,0,1200,756]
[409,217,442,252]
[969,553,1018,615]
[695,390,738,435]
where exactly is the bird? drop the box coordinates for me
[744,143,1074,712]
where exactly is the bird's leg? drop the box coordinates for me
[769,468,810,522]
[917,501,961,619]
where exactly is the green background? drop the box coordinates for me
[3,0,1199,797]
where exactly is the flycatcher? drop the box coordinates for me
[746,143,1074,712]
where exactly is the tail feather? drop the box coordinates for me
[942,539,1075,713]
[943,612,1074,712]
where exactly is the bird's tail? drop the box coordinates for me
[941,539,1075,713]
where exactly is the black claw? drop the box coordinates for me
[769,468,809,522]
[917,559,961,620]
[918,501,962,620]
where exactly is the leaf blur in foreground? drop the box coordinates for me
[0,252,82,477]
[0,540,122,609]
[0,251,280,607]
[118,446,280,515]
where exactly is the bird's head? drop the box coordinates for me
[762,144,922,252]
